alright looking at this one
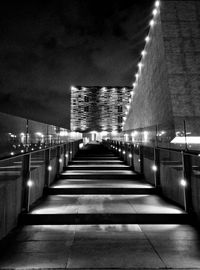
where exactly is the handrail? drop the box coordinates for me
[0,142,67,162]
[107,139,200,158]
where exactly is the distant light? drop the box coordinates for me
[21,150,24,153]
[141,50,147,57]
[138,62,143,69]
[180,179,187,187]
[60,131,68,136]
[35,132,44,137]
[59,158,62,163]
[70,151,72,154]
[119,149,121,152]
[129,154,132,158]
[71,86,77,91]
[135,73,139,80]
[150,19,155,27]
[31,148,34,151]
[101,87,107,91]
[123,151,125,155]
[111,131,118,136]
[152,165,157,171]
[152,8,158,16]
[20,132,25,136]
[27,180,33,187]
[101,131,108,136]
[132,82,137,88]
[48,165,52,171]
[145,36,150,43]
[138,159,141,162]
[144,131,148,142]
[79,143,84,149]
[65,154,68,158]
[10,152,14,156]
[155,0,160,8]
[39,147,42,149]
[131,131,138,137]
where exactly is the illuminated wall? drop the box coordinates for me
[71,86,131,132]
[124,1,200,138]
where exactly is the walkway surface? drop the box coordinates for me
[0,143,200,269]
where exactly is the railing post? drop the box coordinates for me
[130,144,134,170]
[64,144,67,168]
[154,148,161,189]
[45,148,50,187]
[181,152,192,213]
[22,153,31,212]
[139,145,144,174]
[56,145,61,177]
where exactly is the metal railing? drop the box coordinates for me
[105,139,200,219]
[0,139,82,240]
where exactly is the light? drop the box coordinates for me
[70,151,72,154]
[138,62,143,70]
[60,131,68,136]
[48,165,52,171]
[101,131,108,136]
[35,132,44,137]
[65,154,68,158]
[21,150,24,153]
[59,158,62,163]
[10,152,14,156]
[144,131,148,142]
[39,147,42,149]
[155,0,160,8]
[129,154,132,158]
[138,159,141,162]
[31,148,34,151]
[135,73,139,80]
[141,50,147,57]
[171,136,200,144]
[145,36,150,43]
[119,149,121,152]
[27,180,33,187]
[152,165,157,171]
[71,86,77,91]
[152,8,158,16]
[150,19,155,27]
[79,143,84,149]
[132,82,137,88]
[130,91,134,96]
[123,151,125,155]
[180,179,187,187]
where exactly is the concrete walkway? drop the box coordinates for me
[0,224,200,269]
[0,143,200,269]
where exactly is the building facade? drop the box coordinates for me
[71,86,132,133]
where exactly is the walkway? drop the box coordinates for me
[0,143,200,269]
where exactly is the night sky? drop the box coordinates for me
[0,0,154,128]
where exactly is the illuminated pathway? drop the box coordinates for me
[0,143,200,269]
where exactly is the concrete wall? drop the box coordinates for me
[124,1,200,135]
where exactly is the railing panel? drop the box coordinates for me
[143,146,155,185]
[190,154,200,218]
[0,156,23,240]
[159,149,184,207]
